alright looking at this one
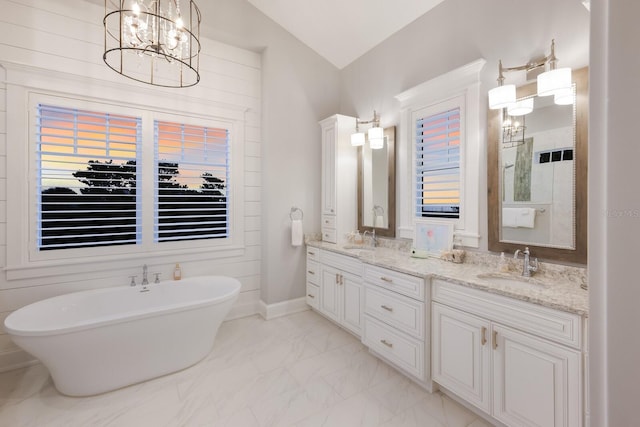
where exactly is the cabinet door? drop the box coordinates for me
[321,124,336,216]
[341,271,362,336]
[432,303,491,413]
[320,265,340,323]
[492,324,582,427]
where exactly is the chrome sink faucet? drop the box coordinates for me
[363,229,378,247]
[513,247,538,277]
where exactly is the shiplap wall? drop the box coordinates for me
[0,0,262,371]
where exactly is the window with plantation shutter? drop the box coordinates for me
[154,120,230,242]
[415,107,461,219]
[36,104,142,250]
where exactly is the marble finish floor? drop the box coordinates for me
[0,310,494,427]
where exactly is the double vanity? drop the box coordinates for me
[305,241,588,427]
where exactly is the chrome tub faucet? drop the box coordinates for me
[142,264,149,286]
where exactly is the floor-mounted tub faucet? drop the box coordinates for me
[142,264,149,286]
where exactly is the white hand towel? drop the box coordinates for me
[516,208,536,228]
[374,215,384,228]
[291,219,303,247]
[502,208,519,228]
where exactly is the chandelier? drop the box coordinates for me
[103,0,201,88]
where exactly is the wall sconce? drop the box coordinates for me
[351,110,384,149]
[488,39,571,111]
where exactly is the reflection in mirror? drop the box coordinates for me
[358,126,395,237]
[488,67,587,264]
[500,90,575,249]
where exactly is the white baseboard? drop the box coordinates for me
[226,299,261,321]
[258,297,309,320]
[0,348,38,373]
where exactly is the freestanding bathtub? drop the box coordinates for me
[4,275,240,396]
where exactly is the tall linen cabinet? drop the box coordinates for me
[319,114,357,244]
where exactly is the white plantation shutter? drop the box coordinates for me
[36,104,142,250]
[154,120,230,242]
[415,107,461,218]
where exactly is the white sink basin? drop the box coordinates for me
[476,274,546,290]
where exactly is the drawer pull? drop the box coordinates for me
[381,305,394,312]
[307,270,315,275]
[380,277,394,283]
[492,330,498,350]
[307,294,315,299]
[481,327,487,346]
[307,251,315,256]
[335,274,339,284]
[380,339,393,348]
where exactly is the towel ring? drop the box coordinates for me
[290,207,303,221]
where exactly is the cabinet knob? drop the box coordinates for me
[381,305,394,312]
[380,339,393,348]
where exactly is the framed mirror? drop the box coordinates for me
[488,67,587,264]
[358,126,396,237]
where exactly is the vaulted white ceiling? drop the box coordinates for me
[247,0,447,69]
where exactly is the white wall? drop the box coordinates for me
[194,0,342,304]
[339,0,590,251]
[589,1,640,425]
[0,0,264,370]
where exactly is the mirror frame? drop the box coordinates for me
[358,126,396,237]
[488,66,587,264]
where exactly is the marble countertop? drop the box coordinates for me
[307,241,589,317]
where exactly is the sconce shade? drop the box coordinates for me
[537,67,571,97]
[351,132,365,146]
[368,127,384,149]
[369,135,384,149]
[507,97,534,116]
[488,84,516,110]
[103,0,201,88]
[554,86,574,105]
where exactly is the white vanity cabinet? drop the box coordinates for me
[319,114,357,244]
[307,249,363,336]
[362,264,430,384]
[305,247,320,309]
[432,279,583,427]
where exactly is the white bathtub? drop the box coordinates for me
[4,276,240,396]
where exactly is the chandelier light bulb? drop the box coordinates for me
[132,2,141,15]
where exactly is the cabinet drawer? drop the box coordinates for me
[306,283,319,309]
[364,265,425,301]
[321,249,362,276]
[321,215,336,228]
[306,246,320,261]
[363,315,424,380]
[432,279,582,349]
[364,285,425,340]
[322,228,337,243]
[306,260,319,284]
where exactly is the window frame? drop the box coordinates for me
[395,59,485,248]
[6,74,245,280]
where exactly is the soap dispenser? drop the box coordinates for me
[499,252,509,273]
[173,263,182,281]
